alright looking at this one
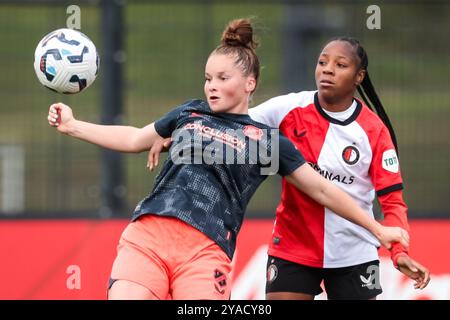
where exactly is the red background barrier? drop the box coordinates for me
[0,219,448,299]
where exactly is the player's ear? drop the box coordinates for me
[355,69,366,86]
[246,76,256,93]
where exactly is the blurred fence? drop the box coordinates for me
[0,0,449,218]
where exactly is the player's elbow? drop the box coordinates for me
[311,187,330,207]
[129,124,159,153]
[128,141,147,153]
[127,129,149,153]
[287,175,329,207]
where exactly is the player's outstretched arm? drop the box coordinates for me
[47,102,161,153]
[286,163,410,250]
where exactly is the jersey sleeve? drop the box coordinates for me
[369,125,403,196]
[249,93,304,128]
[154,104,187,138]
[379,190,410,265]
[277,133,306,176]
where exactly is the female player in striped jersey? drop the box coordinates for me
[48,22,408,300]
[247,38,430,300]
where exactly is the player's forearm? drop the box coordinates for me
[317,183,383,239]
[379,191,410,258]
[67,119,142,152]
[286,165,384,239]
[379,190,410,231]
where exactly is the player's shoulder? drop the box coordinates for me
[245,109,282,129]
[290,90,316,104]
[179,98,209,110]
[249,91,316,126]
[245,118,293,144]
[246,117,274,131]
[356,99,387,132]
[170,99,211,116]
[265,90,316,108]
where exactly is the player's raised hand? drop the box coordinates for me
[378,226,410,251]
[48,103,75,134]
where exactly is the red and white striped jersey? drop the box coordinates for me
[249,91,403,268]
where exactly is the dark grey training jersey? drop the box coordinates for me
[132,99,305,259]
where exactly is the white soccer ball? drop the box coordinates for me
[33,28,99,94]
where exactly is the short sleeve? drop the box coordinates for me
[154,104,187,138]
[249,92,311,128]
[370,126,404,196]
[277,133,306,176]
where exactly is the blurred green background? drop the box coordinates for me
[0,1,449,218]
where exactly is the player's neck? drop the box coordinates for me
[318,94,354,113]
[225,101,249,115]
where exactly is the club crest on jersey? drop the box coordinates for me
[243,125,263,141]
[342,145,360,165]
[382,149,399,173]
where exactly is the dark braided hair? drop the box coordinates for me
[332,37,399,154]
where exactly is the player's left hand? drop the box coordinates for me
[147,137,172,171]
[378,226,410,251]
[396,255,430,289]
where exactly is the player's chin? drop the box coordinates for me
[317,85,338,96]
[208,100,224,112]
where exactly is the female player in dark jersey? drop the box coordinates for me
[248,38,430,300]
[48,20,408,300]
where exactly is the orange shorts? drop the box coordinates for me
[109,214,232,300]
